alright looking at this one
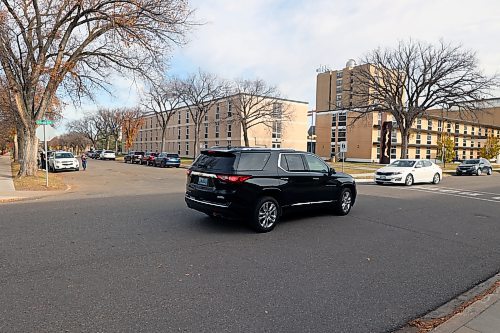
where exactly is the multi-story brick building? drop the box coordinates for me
[315,61,500,162]
[130,94,309,157]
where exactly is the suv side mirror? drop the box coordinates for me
[329,167,336,175]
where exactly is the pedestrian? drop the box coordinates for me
[81,153,87,171]
[40,151,46,170]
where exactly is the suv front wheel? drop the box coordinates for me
[252,197,280,233]
[333,188,353,216]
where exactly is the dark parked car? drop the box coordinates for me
[140,152,159,166]
[124,151,145,164]
[92,150,102,159]
[456,158,493,176]
[154,152,181,168]
[185,148,357,232]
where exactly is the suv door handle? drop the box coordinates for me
[280,177,289,180]
[313,177,320,180]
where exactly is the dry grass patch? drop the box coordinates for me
[11,162,66,191]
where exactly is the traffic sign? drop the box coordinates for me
[339,141,348,153]
[36,119,54,125]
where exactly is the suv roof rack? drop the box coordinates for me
[204,146,296,152]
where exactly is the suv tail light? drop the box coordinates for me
[216,174,252,183]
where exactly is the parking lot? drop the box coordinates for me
[1,160,499,332]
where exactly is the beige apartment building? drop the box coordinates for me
[315,61,500,162]
[130,94,309,157]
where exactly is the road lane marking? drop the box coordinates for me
[396,186,500,204]
[433,186,500,196]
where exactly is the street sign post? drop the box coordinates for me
[338,141,347,173]
[36,119,54,187]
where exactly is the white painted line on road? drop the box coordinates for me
[402,187,500,204]
[434,186,500,196]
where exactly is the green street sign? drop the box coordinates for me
[36,119,53,125]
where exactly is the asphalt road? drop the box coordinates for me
[1,160,499,333]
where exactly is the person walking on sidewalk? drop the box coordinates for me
[81,153,87,171]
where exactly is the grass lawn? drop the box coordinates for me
[11,162,66,191]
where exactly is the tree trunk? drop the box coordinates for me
[13,131,19,162]
[400,128,410,159]
[193,123,199,159]
[160,127,166,153]
[242,122,250,147]
[17,126,39,177]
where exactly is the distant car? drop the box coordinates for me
[124,151,145,164]
[92,150,103,159]
[48,151,79,172]
[100,150,116,160]
[86,151,95,158]
[140,152,158,166]
[154,152,181,168]
[456,158,493,176]
[374,159,442,186]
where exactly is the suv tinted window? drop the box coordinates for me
[281,154,306,172]
[167,154,179,158]
[304,154,329,173]
[237,153,270,171]
[193,151,236,172]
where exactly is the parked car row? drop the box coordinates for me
[374,157,494,186]
[86,150,116,160]
[124,151,181,168]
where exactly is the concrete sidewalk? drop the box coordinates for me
[430,285,499,333]
[0,154,19,201]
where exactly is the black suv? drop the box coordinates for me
[185,148,357,232]
[456,158,493,176]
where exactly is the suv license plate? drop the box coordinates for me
[198,177,208,186]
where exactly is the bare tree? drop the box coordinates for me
[142,78,182,152]
[94,108,123,150]
[120,107,145,151]
[231,78,291,147]
[50,131,90,154]
[0,0,195,176]
[67,115,100,148]
[348,40,498,158]
[179,70,228,158]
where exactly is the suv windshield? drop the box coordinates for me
[193,151,236,172]
[104,150,114,153]
[167,154,179,158]
[55,152,74,159]
[390,160,416,168]
[463,159,480,165]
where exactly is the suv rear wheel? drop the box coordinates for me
[252,197,280,233]
[333,188,353,216]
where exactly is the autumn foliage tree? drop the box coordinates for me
[480,135,500,160]
[0,0,194,176]
[437,133,455,166]
[121,107,145,150]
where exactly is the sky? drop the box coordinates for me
[60,0,500,130]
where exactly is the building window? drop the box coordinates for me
[227,124,232,138]
[332,114,337,126]
[205,124,208,139]
[185,126,189,139]
[336,72,343,78]
[377,129,381,142]
[331,146,336,158]
[185,143,189,156]
[391,129,397,143]
[472,126,475,136]
[462,150,466,160]
[416,118,422,129]
[177,127,181,140]
[447,123,451,133]
[336,94,342,101]
[204,141,208,149]
[464,125,468,135]
[215,140,219,146]
[204,113,208,122]
[470,150,474,159]
[427,119,433,131]
[427,134,432,145]
[331,128,336,143]
[462,138,466,147]
[415,147,420,159]
[186,111,190,124]
[338,128,346,142]
[216,104,220,120]
[177,142,181,155]
[426,148,431,159]
[338,112,347,127]
[471,139,474,148]
[336,86,342,94]
[215,122,219,138]
[336,101,342,108]
[455,123,459,134]
[177,112,181,124]
[416,132,421,145]
[336,79,342,86]
[437,120,442,132]
[272,143,281,148]
[390,147,396,159]
[272,120,282,140]
[272,103,282,118]
[227,101,232,118]
[454,136,459,147]
[377,112,382,126]
[376,145,380,159]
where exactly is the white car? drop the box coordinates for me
[48,151,79,172]
[374,159,442,186]
[100,150,116,160]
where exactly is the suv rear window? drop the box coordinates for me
[193,151,236,172]
[237,152,270,171]
[281,154,306,172]
[167,154,179,158]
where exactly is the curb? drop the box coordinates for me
[395,272,500,333]
[0,184,71,204]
